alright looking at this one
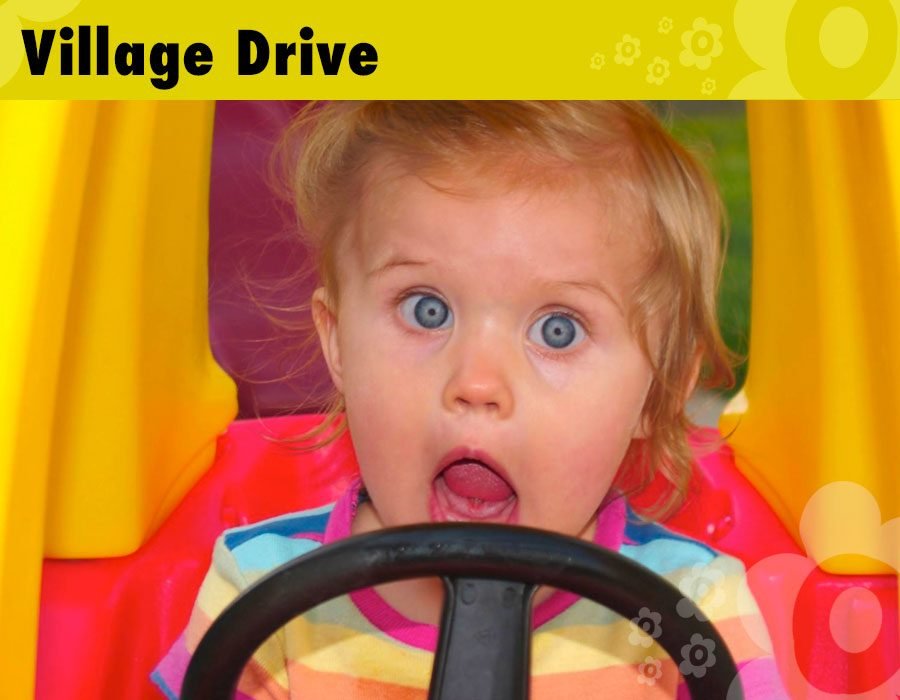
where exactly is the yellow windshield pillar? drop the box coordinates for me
[0,101,235,699]
[721,101,900,576]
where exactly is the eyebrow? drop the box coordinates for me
[550,279,626,315]
[366,255,432,278]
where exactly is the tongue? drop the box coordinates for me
[443,461,514,501]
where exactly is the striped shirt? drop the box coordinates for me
[153,479,786,699]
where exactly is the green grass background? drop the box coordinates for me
[668,104,751,394]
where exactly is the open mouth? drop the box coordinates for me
[430,455,518,523]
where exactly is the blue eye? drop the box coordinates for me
[400,293,453,330]
[528,312,585,350]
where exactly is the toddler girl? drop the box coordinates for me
[154,101,786,698]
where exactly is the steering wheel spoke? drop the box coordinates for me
[431,577,536,700]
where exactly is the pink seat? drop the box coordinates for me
[208,101,332,418]
[37,416,357,700]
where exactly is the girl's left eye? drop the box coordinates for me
[399,293,453,330]
[527,312,586,350]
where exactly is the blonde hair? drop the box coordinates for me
[274,101,735,519]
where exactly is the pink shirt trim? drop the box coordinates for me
[323,478,627,652]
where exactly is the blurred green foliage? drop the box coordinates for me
[669,107,751,394]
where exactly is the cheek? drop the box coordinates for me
[338,332,432,463]
[528,355,652,471]
[556,402,639,468]
[530,356,574,392]
[534,345,652,414]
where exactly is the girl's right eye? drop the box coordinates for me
[399,293,453,330]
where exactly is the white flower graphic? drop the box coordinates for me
[0,0,82,88]
[679,17,724,70]
[676,562,727,620]
[614,34,642,66]
[646,56,671,85]
[590,52,605,71]
[701,77,717,95]
[629,606,663,648]
[731,0,900,97]
[637,656,663,686]
[740,482,900,696]
[658,17,674,35]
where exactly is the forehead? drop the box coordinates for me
[340,160,653,299]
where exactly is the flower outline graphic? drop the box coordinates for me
[679,633,717,678]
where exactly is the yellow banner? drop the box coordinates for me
[1,0,899,98]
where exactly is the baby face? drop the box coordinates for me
[314,167,656,544]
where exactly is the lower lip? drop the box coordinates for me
[429,474,519,524]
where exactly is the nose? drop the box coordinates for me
[442,330,515,419]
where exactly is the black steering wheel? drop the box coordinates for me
[182,524,742,699]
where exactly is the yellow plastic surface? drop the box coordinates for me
[0,101,93,700]
[40,101,237,558]
[0,101,235,699]
[721,102,900,576]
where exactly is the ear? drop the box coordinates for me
[311,287,343,393]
